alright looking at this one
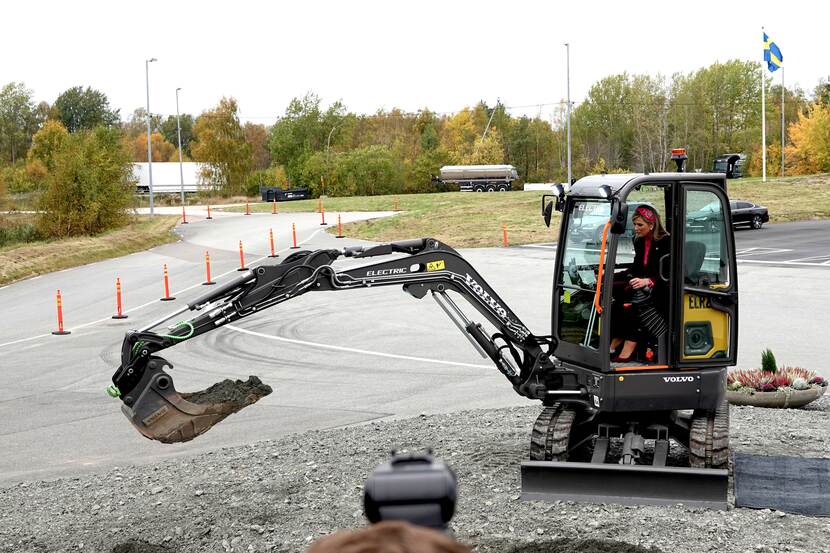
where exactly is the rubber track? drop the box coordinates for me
[529,404,576,461]
[689,399,729,468]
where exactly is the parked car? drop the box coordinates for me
[687,199,769,232]
[729,200,769,229]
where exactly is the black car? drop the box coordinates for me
[729,200,769,229]
[687,199,769,232]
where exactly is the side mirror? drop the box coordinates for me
[542,199,554,227]
[541,185,566,227]
[542,194,556,227]
[610,199,628,234]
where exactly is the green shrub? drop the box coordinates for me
[761,348,777,373]
[36,127,135,238]
[0,161,44,194]
[0,222,41,247]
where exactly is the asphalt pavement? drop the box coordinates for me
[0,211,827,485]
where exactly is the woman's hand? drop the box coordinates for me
[629,277,652,289]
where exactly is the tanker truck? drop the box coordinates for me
[436,164,518,192]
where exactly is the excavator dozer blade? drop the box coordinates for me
[521,461,728,509]
[119,358,272,444]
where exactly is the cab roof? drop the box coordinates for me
[568,173,726,198]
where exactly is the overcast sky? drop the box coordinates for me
[2,0,826,125]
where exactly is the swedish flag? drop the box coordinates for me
[763,32,783,72]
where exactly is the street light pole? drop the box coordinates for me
[326,124,339,155]
[176,87,184,205]
[565,43,572,187]
[324,124,341,196]
[145,58,158,215]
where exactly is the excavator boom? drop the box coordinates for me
[110,238,557,443]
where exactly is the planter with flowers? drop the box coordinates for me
[726,349,827,408]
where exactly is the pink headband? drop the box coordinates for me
[634,206,656,223]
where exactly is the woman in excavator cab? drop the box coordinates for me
[610,205,670,363]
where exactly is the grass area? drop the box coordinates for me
[225,191,561,248]
[0,215,179,286]
[0,213,40,248]
[224,173,830,248]
[725,173,830,222]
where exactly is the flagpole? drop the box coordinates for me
[761,31,766,183]
[565,42,572,187]
[781,66,785,176]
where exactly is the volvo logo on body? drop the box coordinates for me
[663,376,695,383]
[464,273,508,319]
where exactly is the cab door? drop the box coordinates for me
[677,184,738,366]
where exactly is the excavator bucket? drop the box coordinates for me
[118,358,272,444]
[520,461,728,509]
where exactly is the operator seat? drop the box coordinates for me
[684,241,706,285]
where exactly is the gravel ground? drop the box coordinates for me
[1,396,828,553]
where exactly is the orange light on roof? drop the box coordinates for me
[671,148,687,156]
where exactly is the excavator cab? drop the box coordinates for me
[524,173,737,507]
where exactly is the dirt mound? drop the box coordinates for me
[111,540,172,553]
[182,375,272,407]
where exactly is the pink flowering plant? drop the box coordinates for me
[727,365,827,394]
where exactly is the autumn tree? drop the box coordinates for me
[244,122,271,170]
[0,82,42,163]
[126,131,178,162]
[53,86,120,133]
[160,113,194,157]
[37,127,135,237]
[28,120,69,171]
[191,97,252,195]
[269,92,347,184]
[122,108,163,141]
[666,60,760,171]
[785,102,830,174]
[814,77,830,106]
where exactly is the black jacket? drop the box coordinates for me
[628,234,670,312]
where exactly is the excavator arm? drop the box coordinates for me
[110,238,558,443]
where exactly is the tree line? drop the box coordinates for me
[1,60,830,238]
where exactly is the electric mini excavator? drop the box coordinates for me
[111,163,737,507]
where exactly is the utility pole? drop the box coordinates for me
[781,67,785,176]
[176,87,185,204]
[565,43,572,187]
[145,58,158,215]
[481,97,499,143]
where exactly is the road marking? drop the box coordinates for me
[735,247,793,256]
[522,244,557,250]
[737,259,830,268]
[225,325,492,370]
[784,254,830,264]
[0,333,53,349]
[0,226,331,350]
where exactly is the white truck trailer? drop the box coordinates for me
[132,162,206,194]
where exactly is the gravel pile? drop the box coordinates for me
[1,396,828,553]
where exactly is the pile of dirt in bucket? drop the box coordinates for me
[182,375,272,408]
